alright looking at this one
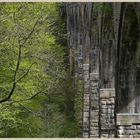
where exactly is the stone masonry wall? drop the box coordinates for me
[117,114,140,138]
[100,89,115,137]
[83,64,90,137]
[65,2,140,138]
[89,73,99,137]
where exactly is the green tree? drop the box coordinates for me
[0,3,64,137]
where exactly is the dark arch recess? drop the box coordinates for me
[117,3,139,113]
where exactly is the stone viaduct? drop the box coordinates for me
[64,2,140,138]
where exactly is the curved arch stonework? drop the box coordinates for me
[65,2,140,138]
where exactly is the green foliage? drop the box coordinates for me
[59,117,81,137]
[0,2,80,138]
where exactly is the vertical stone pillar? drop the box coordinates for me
[100,88,115,138]
[88,4,100,137]
[75,44,83,127]
[82,3,92,138]
[83,64,90,137]
[77,45,83,79]
[89,73,100,137]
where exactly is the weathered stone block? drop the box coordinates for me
[90,122,98,127]
[90,126,99,130]
[83,111,89,116]
[83,106,89,111]
[137,130,140,135]
[83,121,89,126]
[107,101,114,105]
[101,114,107,118]
[125,126,133,130]
[91,82,98,87]
[117,114,140,125]
[101,108,107,114]
[136,125,140,129]
[109,97,115,102]
[83,132,89,138]
[118,135,134,138]
[84,87,89,93]
[83,64,89,70]
[90,134,99,137]
[91,119,99,123]
[131,125,137,130]
[91,90,98,95]
[101,105,107,109]
[118,129,124,135]
[101,134,108,137]
[116,123,140,137]
[91,100,99,107]
[111,109,114,114]
[125,130,133,135]
[134,135,140,138]
[109,119,115,123]
[84,78,89,82]
[100,91,110,98]
[84,118,89,123]
[90,73,99,81]
[100,88,115,99]
[133,130,140,135]
[84,101,89,105]
[101,101,106,105]
[91,110,99,115]
[107,108,112,114]
[91,94,98,99]
[90,130,99,134]
[101,124,115,130]
[84,93,89,98]
[118,126,125,130]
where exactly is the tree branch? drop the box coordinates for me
[21,18,40,46]
[0,17,40,104]
[0,44,22,104]
[17,102,37,115]
[16,62,37,83]
[11,91,43,104]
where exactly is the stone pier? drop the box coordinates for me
[100,89,115,138]
[65,2,140,138]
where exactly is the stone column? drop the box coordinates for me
[82,3,92,138]
[83,63,90,137]
[89,73,100,137]
[100,88,115,138]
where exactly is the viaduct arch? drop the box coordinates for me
[65,2,140,138]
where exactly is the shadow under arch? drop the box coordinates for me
[117,3,140,113]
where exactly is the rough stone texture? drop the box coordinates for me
[89,73,99,137]
[100,89,115,138]
[77,45,83,79]
[65,2,140,138]
[83,63,90,137]
[117,124,140,138]
[117,114,140,138]
[117,114,140,125]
